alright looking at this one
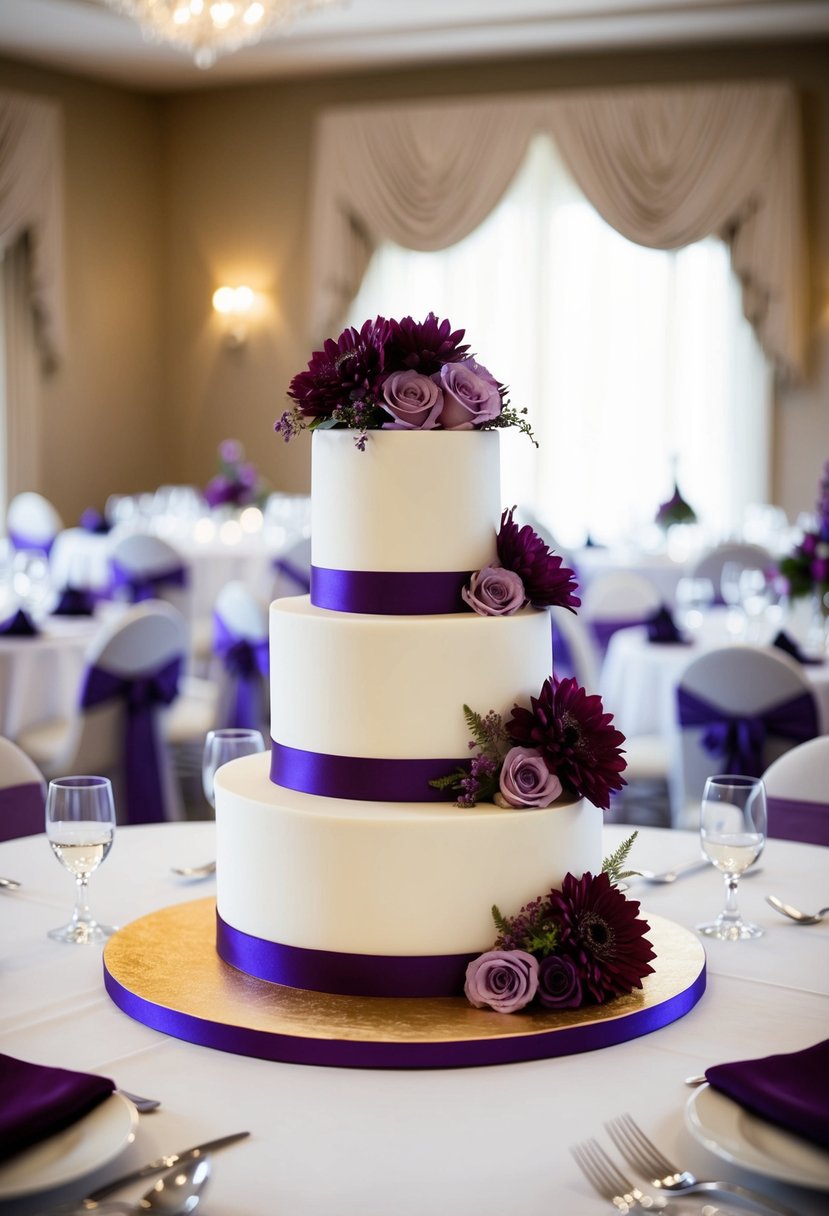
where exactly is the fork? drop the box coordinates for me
[571,1137,668,1211]
[606,1113,797,1216]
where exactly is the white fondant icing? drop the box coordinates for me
[216,753,602,955]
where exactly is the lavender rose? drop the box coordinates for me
[537,953,584,1010]
[495,746,563,809]
[380,370,443,430]
[464,950,539,1013]
[433,360,502,429]
[462,566,526,616]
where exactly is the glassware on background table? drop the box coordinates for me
[697,774,767,941]
[46,776,116,944]
[202,728,265,809]
[675,576,715,636]
[12,549,55,622]
[719,561,746,637]
[738,567,772,642]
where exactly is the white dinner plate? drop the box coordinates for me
[0,1090,137,1200]
[685,1083,829,1191]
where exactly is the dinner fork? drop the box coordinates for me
[571,1137,668,1211]
[606,1113,797,1216]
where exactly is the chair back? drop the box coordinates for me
[109,532,190,614]
[273,536,312,598]
[49,527,110,607]
[581,570,662,654]
[0,737,46,841]
[690,542,772,600]
[6,492,63,556]
[762,737,829,846]
[213,581,269,730]
[674,645,819,824]
[550,606,600,692]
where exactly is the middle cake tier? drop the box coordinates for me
[270,596,553,802]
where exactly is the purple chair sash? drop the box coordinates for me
[590,617,649,654]
[551,618,576,681]
[0,782,46,842]
[311,566,472,615]
[767,794,829,846]
[213,613,269,731]
[271,740,464,802]
[0,609,39,637]
[81,656,182,824]
[7,529,55,557]
[273,557,311,594]
[216,910,476,997]
[110,559,188,603]
[676,687,818,777]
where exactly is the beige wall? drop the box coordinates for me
[2,40,828,525]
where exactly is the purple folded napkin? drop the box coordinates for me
[79,506,111,535]
[773,629,824,666]
[645,605,686,644]
[0,1053,115,1163]
[53,586,96,616]
[705,1039,829,1150]
[0,608,39,637]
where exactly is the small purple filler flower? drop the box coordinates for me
[433,361,502,429]
[464,950,539,1013]
[536,954,583,1009]
[497,746,562,809]
[380,370,443,429]
[462,566,526,616]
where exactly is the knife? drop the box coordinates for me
[79,1130,250,1205]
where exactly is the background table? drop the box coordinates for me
[0,822,827,1216]
[0,616,100,738]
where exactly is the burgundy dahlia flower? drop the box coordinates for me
[506,677,627,810]
[496,508,580,611]
[547,870,655,1004]
[384,312,469,375]
[287,317,392,419]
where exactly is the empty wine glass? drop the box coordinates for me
[738,568,772,642]
[720,561,747,638]
[675,576,715,636]
[202,728,265,809]
[46,776,116,944]
[697,774,767,941]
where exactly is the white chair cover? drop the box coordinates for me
[6,492,63,553]
[690,542,773,589]
[762,736,829,845]
[580,570,662,654]
[212,581,269,732]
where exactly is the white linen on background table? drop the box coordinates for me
[0,617,101,738]
[0,822,827,1216]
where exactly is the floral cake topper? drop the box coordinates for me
[275,313,535,447]
[462,507,580,617]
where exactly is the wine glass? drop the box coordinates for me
[720,561,746,638]
[46,776,116,944]
[202,728,265,809]
[675,576,714,636]
[697,774,767,941]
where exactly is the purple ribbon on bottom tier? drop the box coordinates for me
[676,687,818,776]
[270,740,463,802]
[310,566,472,615]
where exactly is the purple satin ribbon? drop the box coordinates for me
[213,612,269,731]
[0,782,46,842]
[102,950,706,1070]
[270,740,463,802]
[273,557,311,594]
[216,911,476,997]
[676,687,818,777]
[767,794,829,846]
[591,617,648,654]
[81,656,182,824]
[7,529,55,557]
[110,560,188,603]
[311,566,472,615]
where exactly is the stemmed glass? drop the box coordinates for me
[697,774,767,941]
[46,776,116,944]
[202,728,265,809]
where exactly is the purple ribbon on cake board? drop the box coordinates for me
[311,567,472,615]
[0,782,46,842]
[676,688,818,776]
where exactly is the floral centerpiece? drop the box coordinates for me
[204,439,267,509]
[275,313,535,448]
[654,482,697,530]
[778,459,829,606]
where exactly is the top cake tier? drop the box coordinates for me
[310,430,500,614]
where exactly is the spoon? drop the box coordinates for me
[0,876,21,889]
[119,1088,161,1113]
[765,895,829,925]
[170,860,216,879]
[65,1154,211,1215]
[630,858,709,884]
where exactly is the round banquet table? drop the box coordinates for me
[0,615,101,738]
[0,822,827,1215]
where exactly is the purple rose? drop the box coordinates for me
[433,360,502,429]
[462,566,526,616]
[496,746,562,809]
[380,370,443,430]
[537,954,584,1009]
[464,950,539,1013]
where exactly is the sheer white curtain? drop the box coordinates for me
[347,136,771,546]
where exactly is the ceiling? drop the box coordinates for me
[0,0,827,93]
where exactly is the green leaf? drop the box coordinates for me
[602,831,639,884]
[428,769,465,792]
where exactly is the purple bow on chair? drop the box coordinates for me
[767,795,829,846]
[213,613,269,731]
[80,656,182,824]
[110,560,188,603]
[0,783,46,842]
[590,616,649,654]
[676,687,818,777]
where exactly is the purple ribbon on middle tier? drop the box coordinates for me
[310,566,473,615]
[271,740,464,802]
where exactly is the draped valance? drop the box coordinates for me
[310,82,805,377]
[0,91,65,366]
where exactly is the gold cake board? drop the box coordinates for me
[102,899,706,1070]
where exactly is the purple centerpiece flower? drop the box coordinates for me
[496,746,562,809]
[433,361,502,429]
[462,566,526,616]
[380,370,443,430]
[219,438,244,464]
[464,950,539,1013]
[536,953,583,1009]
[496,508,580,611]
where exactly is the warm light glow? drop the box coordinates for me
[240,506,263,532]
[213,285,254,316]
[194,517,217,544]
[244,2,265,25]
[219,519,243,545]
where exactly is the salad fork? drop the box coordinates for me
[606,1112,797,1216]
[571,1137,668,1211]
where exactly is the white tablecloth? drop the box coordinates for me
[1,823,827,1215]
[0,616,101,738]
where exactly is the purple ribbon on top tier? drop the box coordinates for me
[767,795,829,846]
[271,740,463,802]
[0,782,46,842]
[213,612,269,731]
[676,687,818,777]
[81,656,182,824]
[110,560,188,603]
[311,566,472,615]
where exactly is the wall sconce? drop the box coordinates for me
[213,284,255,348]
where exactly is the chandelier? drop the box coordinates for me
[105,0,339,69]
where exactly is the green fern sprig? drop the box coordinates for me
[463,706,511,762]
[602,830,639,884]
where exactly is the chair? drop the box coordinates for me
[17,601,191,824]
[672,645,819,829]
[109,532,190,611]
[0,737,46,841]
[550,606,600,692]
[272,536,311,598]
[212,580,269,731]
[762,737,829,846]
[580,571,662,655]
[690,542,773,599]
[6,492,63,557]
